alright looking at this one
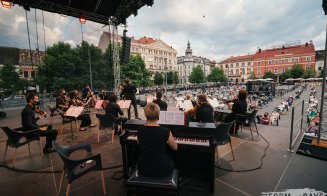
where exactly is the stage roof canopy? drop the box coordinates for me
[7,0,153,25]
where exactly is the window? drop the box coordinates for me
[294,57,299,62]
[274,68,278,74]
[230,64,233,68]
[258,68,261,75]
[258,61,261,66]
[282,59,286,63]
[268,60,272,65]
[274,59,279,64]
[242,63,245,67]
[23,71,28,78]
[318,67,322,71]
[248,62,251,66]
[281,68,285,73]
[225,64,228,68]
[236,63,239,67]
[236,69,239,75]
[306,65,311,71]
[288,58,292,62]
[150,65,153,69]
[306,56,311,61]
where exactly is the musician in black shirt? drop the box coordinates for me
[187,94,214,123]
[105,94,127,134]
[56,89,69,112]
[121,79,139,119]
[152,91,168,111]
[137,103,178,177]
[21,93,58,154]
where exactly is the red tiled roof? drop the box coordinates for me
[219,54,254,64]
[254,43,315,59]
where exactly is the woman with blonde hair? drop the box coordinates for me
[137,103,178,177]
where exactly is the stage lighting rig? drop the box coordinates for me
[145,0,154,8]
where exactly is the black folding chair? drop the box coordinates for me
[214,121,235,165]
[234,110,259,140]
[1,127,43,167]
[53,141,106,196]
[96,113,118,143]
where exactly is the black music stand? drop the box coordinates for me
[62,107,84,143]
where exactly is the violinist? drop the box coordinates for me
[186,94,214,123]
[224,89,248,134]
[69,90,95,131]
[56,88,69,112]
[21,93,58,154]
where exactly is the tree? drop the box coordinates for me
[154,72,164,85]
[280,69,291,82]
[165,71,179,85]
[303,69,316,79]
[121,55,151,87]
[290,64,304,79]
[172,71,179,84]
[0,62,23,93]
[189,65,205,83]
[248,71,257,80]
[263,71,275,79]
[206,67,227,82]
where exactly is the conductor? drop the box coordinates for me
[121,79,139,119]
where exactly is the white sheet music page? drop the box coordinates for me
[117,100,131,109]
[157,111,166,124]
[183,100,194,111]
[173,111,185,125]
[65,106,84,117]
[95,100,104,109]
[212,98,219,108]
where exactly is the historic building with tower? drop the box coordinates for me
[177,41,214,84]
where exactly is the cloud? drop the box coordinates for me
[0,0,325,62]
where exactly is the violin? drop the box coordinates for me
[34,107,47,118]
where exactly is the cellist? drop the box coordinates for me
[186,94,214,123]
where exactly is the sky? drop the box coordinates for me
[0,0,326,62]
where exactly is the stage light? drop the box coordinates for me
[1,0,12,9]
[79,16,86,24]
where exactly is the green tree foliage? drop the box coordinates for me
[206,67,227,82]
[154,72,164,85]
[189,65,205,83]
[303,69,316,79]
[248,71,257,79]
[0,62,24,93]
[165,71,179,85]
[290,64,304,79]
[121,55,151,87]
[172,71,179,84]
[263,71,275,79]
[280,69,292,82]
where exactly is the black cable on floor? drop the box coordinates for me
[215,131,270,172]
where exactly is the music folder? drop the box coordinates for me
[65,106,84,117]
[157,111,185,125]
[117,100,131,109]
[95,100,104,110]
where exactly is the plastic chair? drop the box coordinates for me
[214,122,235,165]
[47,104,60,125]
[96,114,118,143]
[1,127,44,167]
[234,110,259,140]
[57,109,79,136]
[52,141,106,196]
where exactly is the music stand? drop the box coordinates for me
[62,106,84,142]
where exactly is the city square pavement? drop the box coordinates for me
[0,86,326,196]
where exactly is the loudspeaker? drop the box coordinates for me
[121,36,131,65]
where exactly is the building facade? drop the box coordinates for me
[315,50,324,77]
[252,42,315,78]
[98,32,178,77]
[217,54,254,83]
[177,41,214,84]
[0,46,44,80]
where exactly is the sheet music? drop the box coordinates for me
[157,111,166,124]
[183,100,194,111]
[65,106,84,117]
[208,98,219,108]
[117,100,131,109]
[95,100,104,109]
[146,95,154,103]
[158,111,185,125]
[167,107,179,111]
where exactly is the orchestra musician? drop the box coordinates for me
[186,93,214,123]
[105,94,128,135]
[68,90,95,131]
[137,103,178,177]
[224,89,248,134]
[56,88,70,112]
[120,79,139,120]
[21,93,58,154]
[152,91,168,111]
[82,84,91,100]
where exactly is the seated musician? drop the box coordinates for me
[137,103,178,177]
[186,94,197,107]
[152,91,168,111]
[56,88,69,112]
[186,94,214,123]
[69,90,95,131]
[224,90,247,134]
[21,93,58,154]
[105,94,127,134]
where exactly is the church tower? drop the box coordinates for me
[185,40,192,57]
